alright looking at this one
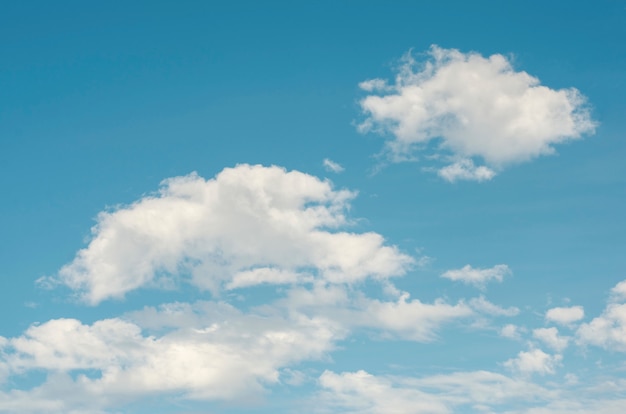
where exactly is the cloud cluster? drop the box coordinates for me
[358,45,596,181]
[1,165,529,413]
[3,165,622,413]
[0,287,510,412]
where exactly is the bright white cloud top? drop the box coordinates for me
[358,45,597,180]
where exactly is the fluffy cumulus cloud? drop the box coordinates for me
[501,324,524,340]
[504,349,562,375]
[533,327,570,352]
[358,45,596,180]
[49,165,413,304]
[610,280,626,300]
[545,306,585,326]
[441,264,511,288]
[0,301,342,412]
[577,279,626,351]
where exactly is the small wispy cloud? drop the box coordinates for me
[323,158,345,173]
[441,264,511,288]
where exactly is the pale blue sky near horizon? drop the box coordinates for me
[1,1,626,413]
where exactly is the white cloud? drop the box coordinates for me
[501,324,524,340]
[611,279,626,301]
[281,284,474,342]
[318,370,448,414]
[0,301,343,412]
[358,45,596,179]
[5,318,145,372]
[504,349,562,375]
[0,374,110,414]
[317,369,553,413]
[317,369,626,414]
[533,327,570,352]
[576,279,626,352]
[577,303,626,352]
[322,158,345,173]
[279,284,522,343]
[545,306,585,326]
[0,355,8,385]
[437,158,496,182]
[441,264,511,288]
[226,267,307,289]
[358,79,392,93]
[469,296,519,317]
[50,165,413,304]
[355,293,473,341]
[17,162,625,414]
[0,274,519,412]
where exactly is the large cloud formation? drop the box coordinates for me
[52,165,413,304]
[358,46,596,181]
[0,302,341,410]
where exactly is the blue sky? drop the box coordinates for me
[1,1,626,413]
